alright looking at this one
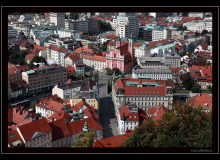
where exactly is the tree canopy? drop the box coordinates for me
[120,101,212,147]
[28,56,47,68]
[182,72,193,90]
[101,40,110,51]
[70,130,97,147]
[68,12,79,20]
[98,20,112,31]
[8,50,29,65]
[191,83,201,93]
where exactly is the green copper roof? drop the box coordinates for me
[137,76,151,79]
[26,70,35,74]
[166,86,172,89]
[157,43,175,49]
[83,122,90,132]
[144,24,161,30]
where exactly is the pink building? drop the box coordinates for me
[106,36,136,73]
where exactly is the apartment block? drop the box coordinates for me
[22,66,67,92]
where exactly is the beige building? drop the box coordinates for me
[16,117,52,147]
[112,78,174,111]
[52,78,98,101]
[22,65,67,92]
[70,98,99,110]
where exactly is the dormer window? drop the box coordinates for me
[137,92,138,95]
[149,92,151,95]
[145,92,147,95]
[132,92,134,95]
[141,92,143,95]
[158,92,160,95]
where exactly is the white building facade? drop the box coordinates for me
[113,13,139,38]
[50,12,65,29]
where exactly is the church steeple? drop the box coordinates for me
[83,121,90,132]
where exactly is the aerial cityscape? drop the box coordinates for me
[7,11,214,150]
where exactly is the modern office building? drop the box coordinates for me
[50,12,65,29]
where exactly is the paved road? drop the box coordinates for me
[99,97,119,138]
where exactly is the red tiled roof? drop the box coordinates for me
[8,108,13,123]
[71,100,91,113]
[148,39,169,48]
[66,66,76,74]
[200,43,208,49]
[83,54,106,62]
[8,62,15,67]
[49,118,71,141]
[48,110,72,122]
[175,43,183,50]
[25,54,36,60]
[8,66,18,74]
[102,34,118,39]
[8,130,24,147]
[18,117,52,141]
[35,37,40,40]
[187,94,212,111]
[9,80,28,92]
[67,117,103,135]
[89,79,96,90]
[16,65,29,72]
[67,78,72,83]
[74,47,94,55]
[93,130,134,147]
[66,53,80,61]
[48,44,69,54]
[113,78,173,96]
[84,107,98,120]
[148,105,167,121]
[13,107,29,125]
[118,105,139,121]
[170,67,182,73]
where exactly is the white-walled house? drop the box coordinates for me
[116,102,139,135]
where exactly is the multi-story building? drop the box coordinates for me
[73,63,85,75]
[52,78,98,101]
[64,53,82,67]
[112,78,174,111]
[56,28,79,39]
[83,54,106,71]
[70,98,99,111]
[50,12,65,29]
[49,118,71,147]
[106,36,136,73]
[46,44,70,66]
[132,65,172,80]
[113,13,139,38]
[116,103,139,134]
[65,18,98,35]
[8,26,17,38]
[138,54,181,68]
[134,43,147,59]
[8,80,29,100]
[16,117,52,147]
[8,67,22,83]
[152,27,165,42]
[22,65,67,92]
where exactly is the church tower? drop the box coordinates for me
[116,34,121,48]
[128,34,135,66]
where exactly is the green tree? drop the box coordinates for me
[69,12,79,20]
[195,31,200,37]
[105,68,112,75]
[201,29,208,35]
[70,130,97,147]
[182,72,193,90]
[112,68,122,76]
[179,51,186,57]
[27,100,38,112]
[89,69,93,79]
[191,83,201,93]
[121,73,125,78]
[101,40,110,51]
[94,70,99,84]
[120,101,212,147]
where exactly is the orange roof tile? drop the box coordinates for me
[187,94,212,111]
[67,117,103,135]
[8,66,18,74]
[25,54,36,60]
[74,47,94,55]
[48,110,72,121]
[148,39,170,48]
[18,117,52,141]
